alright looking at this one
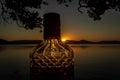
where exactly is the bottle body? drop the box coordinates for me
[32,39,73,68]
[30,39,74,80]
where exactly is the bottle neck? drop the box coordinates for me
[43,25,61,39]
[44,39,61,42]
[43,13,61,40]
[43,39,62,46]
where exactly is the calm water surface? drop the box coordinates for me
[0,44,120,80]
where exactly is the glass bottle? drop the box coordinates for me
[30,13,74,80]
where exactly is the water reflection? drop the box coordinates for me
[0,45,33,80]
[0,44,120,80]
[73,44,120,80]
[0,46,5,52]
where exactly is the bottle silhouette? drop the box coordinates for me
[30,13,74,80]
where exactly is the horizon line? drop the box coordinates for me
[1,38,120,42]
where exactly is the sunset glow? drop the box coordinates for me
[0,0,120,41]
[61,38,67,42]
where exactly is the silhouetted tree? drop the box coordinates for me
[78,0,120,20]
[0,0,120,31]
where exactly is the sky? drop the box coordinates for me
[0,0,120,41]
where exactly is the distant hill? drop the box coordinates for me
[0,39,120,44]
[66,40,94,44]
[66,40,120,44]
[0,39,42,44]
[8,40,42,44]
[96,40,120,44]
[0,39,7,44]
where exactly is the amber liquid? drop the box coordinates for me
[30,65,74,80]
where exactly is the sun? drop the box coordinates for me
[61,38,66,42]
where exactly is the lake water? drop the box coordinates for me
[0,44,120,80]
